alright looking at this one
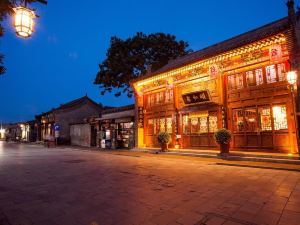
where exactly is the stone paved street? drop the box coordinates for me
[0,142,300,225]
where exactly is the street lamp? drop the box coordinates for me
[13,6,36,38]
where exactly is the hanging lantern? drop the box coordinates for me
[287,71,297,85]
[13,6,36,38]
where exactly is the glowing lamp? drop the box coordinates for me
[13,6,36,38]
[287,71,297,85]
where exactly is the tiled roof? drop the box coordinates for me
[133,17,291,82]
[102,104,135,114]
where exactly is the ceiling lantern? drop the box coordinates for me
[13,6,36,38]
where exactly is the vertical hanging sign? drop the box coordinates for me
[138,107,144,128]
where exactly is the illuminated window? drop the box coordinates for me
[273,106,288,130]
[183,115,189,134]
[266,65,277,83]
[237,74,244,89]
[277,63,286,81]
[244,108,257,131]
[160,118,165,132]
[199,117,208,133]
[209,114,218,133]
[259,107,272,131]
[246,71,255,86]
[165,90,173,103]
[166,117,172,133]
[191,118,199,134]
[233,109,244,132]
[255,68,264,85]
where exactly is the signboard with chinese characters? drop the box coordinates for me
[209,64,219,78]
[138,107,144,128]
[182,91,211,105]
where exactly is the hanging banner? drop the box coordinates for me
[269,45,282,61]
[138,107,144,128]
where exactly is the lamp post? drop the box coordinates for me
[287,71,299,154]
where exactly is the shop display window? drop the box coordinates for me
[244,108,257,131]
[233,109,244,132]
[273,106,288,130]
[266,65,277,83]
[259,107,272,131]
[255,68,264,85]
[166,117,172,133]
[246,71,255,87]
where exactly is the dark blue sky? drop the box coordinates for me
[0,0,293,123]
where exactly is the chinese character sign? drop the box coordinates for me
[182,91,211,105]
[138,107,144,128]
[269,45,282,61]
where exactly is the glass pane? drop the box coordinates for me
[233,109,244,132]
[209,114,218,133]
[166,117,172,133]
[255,68,264,85]
[199,117,208,133]
[183,115,189,134]
[266,65,277,83]
[277,63,286,81]
[244,108,257,131]
[191,118,199,134]
[273,106,288,130]
[236,74,244,89]
[259,107,272,131]
[246,71,255,86]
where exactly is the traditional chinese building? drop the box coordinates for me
[131,1,300,153]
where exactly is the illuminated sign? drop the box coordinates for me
[182,91,211,105]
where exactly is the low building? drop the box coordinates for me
[19,120,37,142]
[36,96,103,144]
[131,2,300,153]
[99,105,135,149]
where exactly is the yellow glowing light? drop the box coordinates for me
[13,6,35,38]
[0,129,5,135]
[272,106,282,117]
[287,71,297,85]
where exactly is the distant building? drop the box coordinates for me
[19,120,36,142]
[36,96,103,144]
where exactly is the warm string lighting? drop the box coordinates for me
[136,34,286,87]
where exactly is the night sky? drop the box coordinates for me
[0,0,292,123]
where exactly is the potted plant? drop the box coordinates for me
[157,132,171,151]
[214,128,232,155]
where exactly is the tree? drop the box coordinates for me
[0,0,47,75]
[94,32,192,97]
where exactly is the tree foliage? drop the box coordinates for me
[0,0,47,75]
[94,32,192,97]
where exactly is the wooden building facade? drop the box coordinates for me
[131,2,300,153]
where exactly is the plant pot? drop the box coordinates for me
[220,143,229,154]
[160,143,168,151]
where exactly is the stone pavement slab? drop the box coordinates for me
[0,141,300,225]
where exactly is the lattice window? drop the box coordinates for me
[259,107,272,131]
[183,115,189,134]
[233,109,244,132]
[148,119,154,135]
[273,106,288,130]
[166,117,172,133]
[199,117,208,133]
[266,65,277,83]
[209,114,218,133]
[255,68,264,85]
[191,118,199,134]
[236,73,244,89]
[160,118,165,132]
[246,71,255,86]
[277,63,286,82]
[244,108,257,132]
[228,75,236,90]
